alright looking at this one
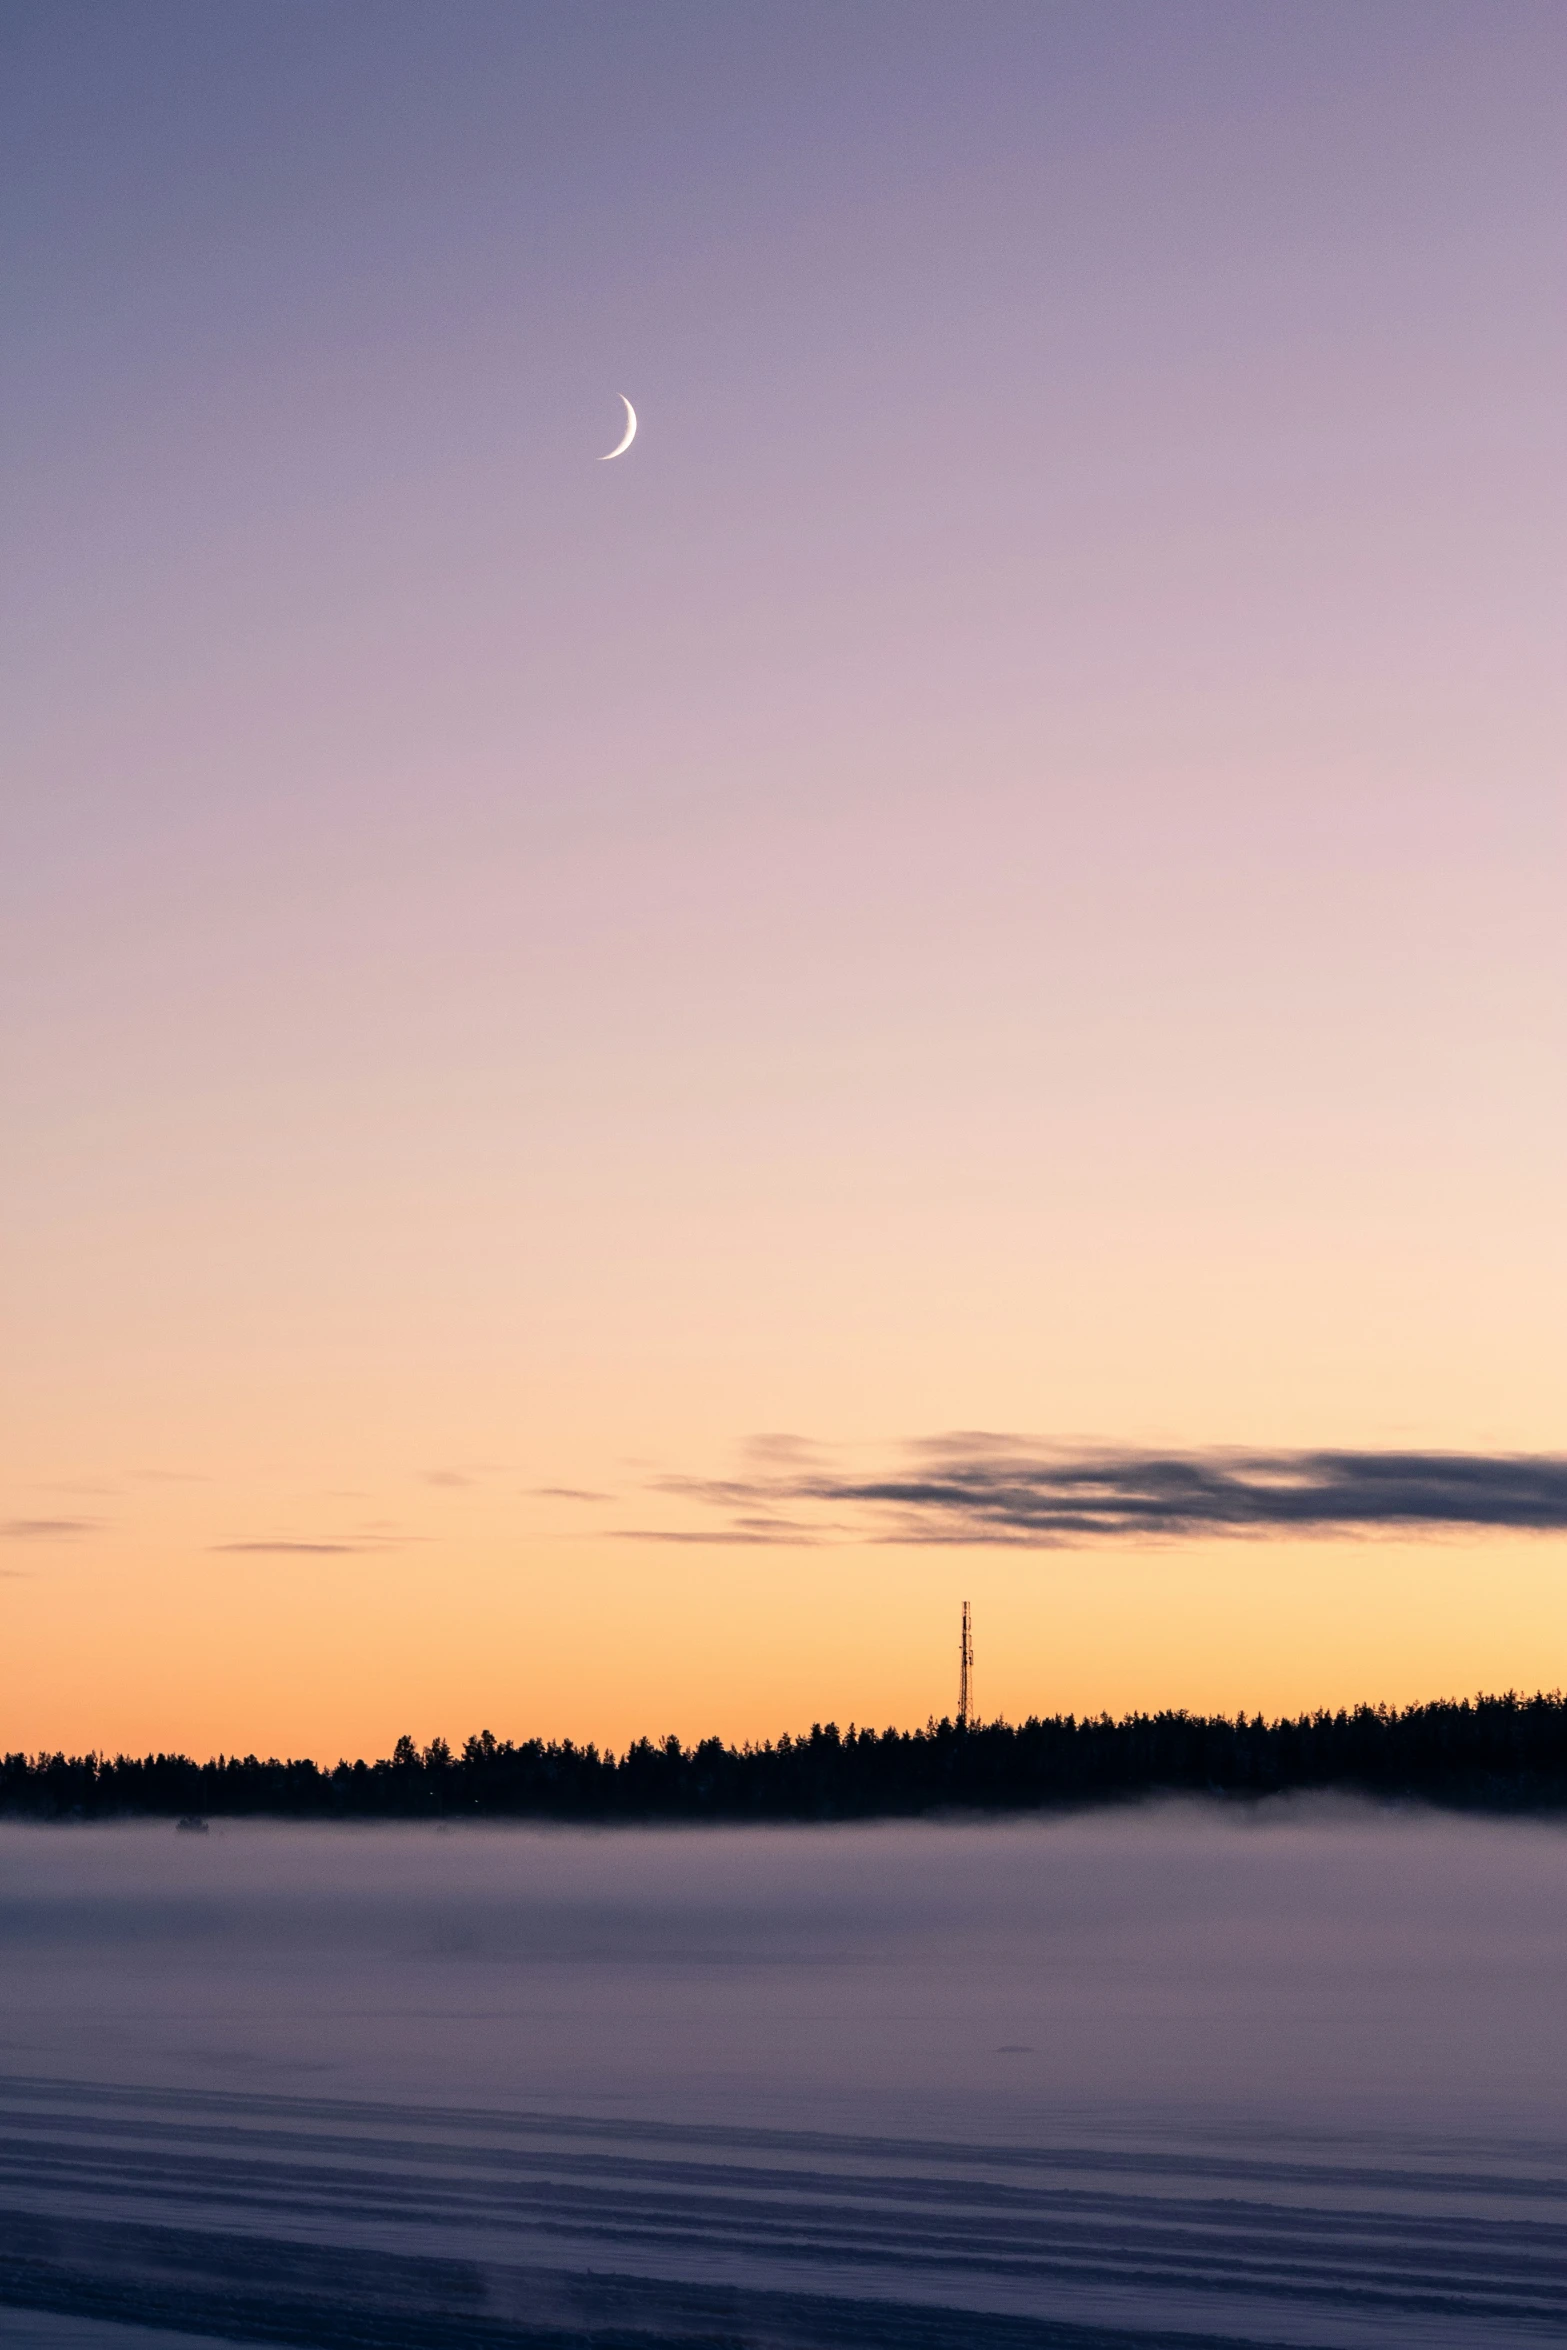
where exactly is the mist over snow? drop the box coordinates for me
[2,1804,1562,2137]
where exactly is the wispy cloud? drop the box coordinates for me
[1,1518,99,1541]
[614,1520,828,1547]
[212,1539,384,1555]
[620,1439,1567,1549]
[424,1463,510,1489]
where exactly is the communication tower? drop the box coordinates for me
[958,1600,974,1728]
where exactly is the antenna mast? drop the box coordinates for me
[958,1600,973,1728]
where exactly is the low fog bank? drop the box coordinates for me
[1,1802,1562,2142]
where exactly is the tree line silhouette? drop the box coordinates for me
[3,1692,1565,1821]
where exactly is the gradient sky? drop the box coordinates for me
[4,1,1563,1760]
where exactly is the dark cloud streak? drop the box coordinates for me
[637,1443,1567,1548]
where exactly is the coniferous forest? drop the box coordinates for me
[3,1692,1565,1822]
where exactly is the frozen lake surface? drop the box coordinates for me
[1,1802,1563,2346]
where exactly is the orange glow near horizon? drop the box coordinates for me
[7,1494,1563,1764]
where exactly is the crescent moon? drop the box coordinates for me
[601,395,637,460]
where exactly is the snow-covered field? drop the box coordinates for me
[1,1804,1563,2346]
